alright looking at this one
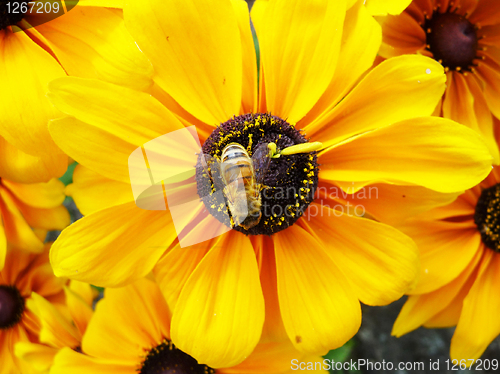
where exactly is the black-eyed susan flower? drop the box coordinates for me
[392,156,500,363]
[47,0,493,367]
[0,178,70,270]
[378,0,500,162]
[49,277,327,374]
[0,0,152,183]
[0,248,66,374]
[14,281,94,374]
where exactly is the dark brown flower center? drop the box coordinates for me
[0,285,25,330]
[139,340,215,374]
[0,1,29,30]
[475,183,500,252]
[196,113,319,236]
[424,11,478,71]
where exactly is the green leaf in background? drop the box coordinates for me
[323,339,360,374]
[59,162,77,186]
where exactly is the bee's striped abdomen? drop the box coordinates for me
[221,143,255,185]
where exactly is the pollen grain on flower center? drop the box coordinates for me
[475,183,500,253]
[139,339,215,374]
[0,1,30,30]
[424,11,479,72]
[0,285,25,330]
[196,113,319,236]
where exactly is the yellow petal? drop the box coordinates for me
[0,30,65,156]
[125,0,242,125]
[15,202,70,232]
[305,55,444,147]
[319,116,493,193]
[274,224,361,354]
[51,348,132,374]
[2,179,65,209]
[27,293,80,349]
[442,71,500,164]
[64,286,93,337]
[68,280,94,307]
[66,165,134,215]
[300,204,419,305]
[14,342,57,373]
[0,136,68,183]
[154,241,211,311]
[252,0,346,123]
[222,341,306,374]
[50,201,176,287]
[365,0,412,15]
[171,232,264,368]
[300,1,381,127]
[48,77,184,184]
[253,235,287,343]
[451,251,500,361]
[82,278,171,363]
[0,187,44,253]
[231,0,257,114]
[317,181,460,227]
[35,6,153,91]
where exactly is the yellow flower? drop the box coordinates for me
[0,0,152,183]
[47,0,492,367]
[392,155,500,363]
[14,281,94,374]
[378,0,500,162]
[49,277,327,374]
[0,178,70,270]
[0,248,66,374]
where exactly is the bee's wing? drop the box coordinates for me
[200,154,225,192]
[252,142,272,186]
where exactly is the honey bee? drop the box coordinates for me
[200,142,272,230]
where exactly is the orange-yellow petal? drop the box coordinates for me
[171,232,264,368]
[392,247,482,336]
[0,30,65,156]
[300,204,419,306]
[0,136,67,184]
[451,251,500,361]
[232,0,258,114]
[14,342,57,373]
[319,116,493,193]
[401,221,481,294]
[35,6,153,91]
[304,55,445,147]
[442,71,500,164]
[252,0,346,123]
[48,77,184,183]
[2,179,65,209]
[125,0,242,125]
[274,224,361,354]
[0,187,44,253]
[51,348,132,374]
[365,0,412,15]
[82,278,171,363]
[50,201,176,287]
[300,0,382,128]
[66,165,134,215]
